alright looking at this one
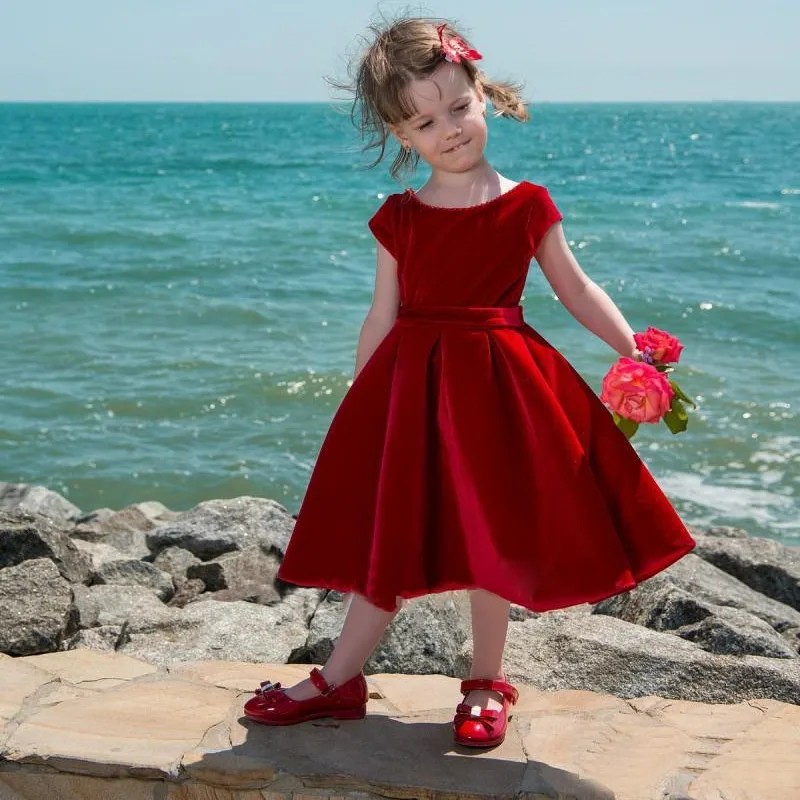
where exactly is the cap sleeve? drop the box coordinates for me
[526,185,563,257]
[367,194,398,259]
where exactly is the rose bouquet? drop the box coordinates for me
[600,327,695,439]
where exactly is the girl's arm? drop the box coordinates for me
[535,223,639,359]
[353,242,400,379]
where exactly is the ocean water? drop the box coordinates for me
[1,102,798,544]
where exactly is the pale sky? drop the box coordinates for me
[1,0,798,102]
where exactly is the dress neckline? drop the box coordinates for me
[405,180,530,211]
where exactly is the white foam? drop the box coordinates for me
[659,472,795,526]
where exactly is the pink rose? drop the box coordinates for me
[601,357,674,424]
[633,327,683,364]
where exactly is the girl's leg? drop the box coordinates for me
[465,588,511,711]
[284,592,402,700]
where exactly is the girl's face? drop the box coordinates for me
[390,61,487,174]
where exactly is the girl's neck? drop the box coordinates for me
[416,160,512,205]
[424,158,496,194]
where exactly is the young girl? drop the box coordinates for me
[244,16,696,748]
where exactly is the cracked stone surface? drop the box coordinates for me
[0,647,799,799]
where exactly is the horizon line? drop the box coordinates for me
[2,99,799,105]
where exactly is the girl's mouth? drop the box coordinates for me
[445,140,470,153]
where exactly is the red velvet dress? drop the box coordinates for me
[276,180,696,612]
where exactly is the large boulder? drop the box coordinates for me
[593,556,799,658]
[0,510,90,584]
[91,559,174,602]
[152,546,201,587]
[473,610,800,705]
[659,552,800,633]
[71,584,189,634]
[0,559,76,656]
[298,591,471,676]
[70,504,173,559]
[145,497,294,561]
[152,547,206,607]
[71,539,129,574]
[0,482,81,523]
[690,526,800,611]
[676,604,797,658]
[119,589,324,666]
[186,544,280,593]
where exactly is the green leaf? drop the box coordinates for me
[663,402,689,434]
[615,414,640,439]
[670,396,689,420]
[669,380,696,408]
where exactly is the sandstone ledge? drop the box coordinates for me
[0,649,798,799]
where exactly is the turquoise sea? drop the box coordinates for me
[1,102,798,544]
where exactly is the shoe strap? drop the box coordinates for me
[309,667,335,695]
[459,678,519,705]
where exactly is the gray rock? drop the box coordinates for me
[690,526,800,611]
[509,604,540,621]
[197,582,280,605]
[73,507,116,526]
[145,496,294,561]
[0,558,76,656]
[677,605,798,658]
[593,566,798,658]
[471,610,800,705]
[782,626,800,654]
[661,553,800,633]
[186,545,280,592]
[0,482,81,523]
[152,546,201,588]
[71,539,128,573]
[594,577,707,629]
[92,560,175,602]
[120,589,324,666]
[167,578,206,608]
[74,501,175,530]
[293,591,347,665]
[72,584,189,634]
[70,505,158,559]
[63,625,127,652]
[132,501,178,523]
[299,591,471,676]
[0,509,90,584]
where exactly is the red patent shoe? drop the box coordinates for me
[452,676,519,748]
[243,667,368,726]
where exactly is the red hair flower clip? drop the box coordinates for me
[436,24,483,64]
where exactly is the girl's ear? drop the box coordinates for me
[388,123,411,151]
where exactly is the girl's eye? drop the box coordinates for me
[417,103,470,130]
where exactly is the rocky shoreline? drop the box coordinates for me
[1,481,799,705]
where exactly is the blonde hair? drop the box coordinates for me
[327,14,530,182]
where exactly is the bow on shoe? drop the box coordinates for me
[254,680,282,695]
[453,703,502,730]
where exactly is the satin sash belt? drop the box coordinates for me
[395,304,524,329]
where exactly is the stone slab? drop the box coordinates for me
[0,652,799,798]
[16,648,158,689]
